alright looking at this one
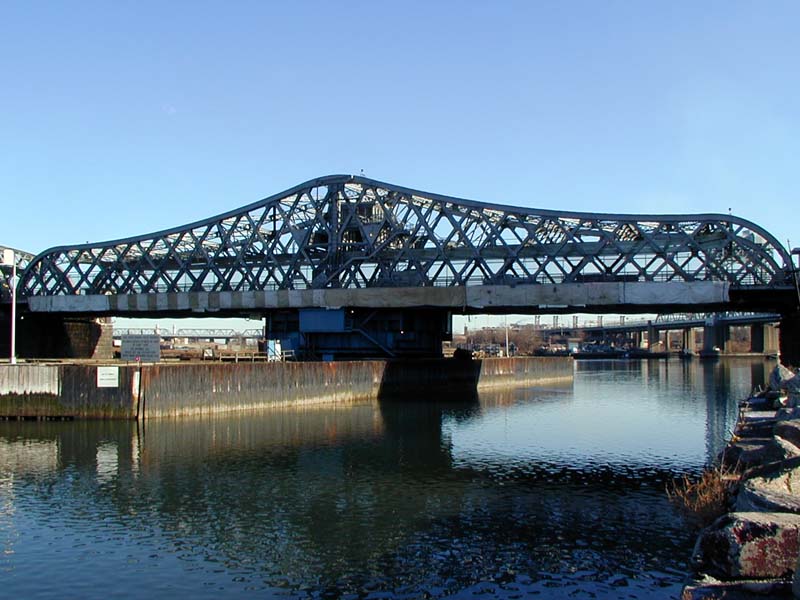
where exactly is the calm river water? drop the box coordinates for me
[0,359,770,599]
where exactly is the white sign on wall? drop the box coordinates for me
[96,366,119,388]
[121,335,161,362]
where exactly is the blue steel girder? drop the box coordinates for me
[18,175,793,297]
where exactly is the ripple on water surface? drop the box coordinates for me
[0,359,767,598]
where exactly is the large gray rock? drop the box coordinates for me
[771,365,797,392]
[695,512,800,579]
[735,420,779,440]
[742,395,776,411]
[735,411,780,437]
[787,376,800,408]
[778,408,800,422]
[736,462,800,514]
[682,577,792,599]
[776,436,800,460]
[776,421,800,451]
[722,437,787,470]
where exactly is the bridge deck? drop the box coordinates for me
[27,280,738,315]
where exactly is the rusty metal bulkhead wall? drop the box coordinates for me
[139,361,388,418]
[137,357,574,419]
[476,357,575,389]
[1,357,574,419]
[1,364,138,419]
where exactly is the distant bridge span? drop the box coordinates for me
[15,174,797,315]
[6,175,800,360]
[581,312,782,335]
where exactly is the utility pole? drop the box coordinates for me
[2,249,17,364]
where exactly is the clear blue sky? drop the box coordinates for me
[2,2,798,265]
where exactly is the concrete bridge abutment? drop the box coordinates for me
[750,323,780,356]
[8,313,114,360]
[779,313,800,368]
[702,319,730,354]
[646,322,656,350]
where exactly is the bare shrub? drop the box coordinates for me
[667,465,738,529]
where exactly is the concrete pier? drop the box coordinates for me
[0,356,573,420]
[0,312,113,360]
[780,313,800,368]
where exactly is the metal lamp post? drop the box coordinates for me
[2,249,17,364]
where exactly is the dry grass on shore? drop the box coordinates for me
[667,465,738,528]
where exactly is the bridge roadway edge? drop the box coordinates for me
[0,356,574,420]
[19,282,797,319]
[26,281,734,314]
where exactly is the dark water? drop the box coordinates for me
[0,359,769,599]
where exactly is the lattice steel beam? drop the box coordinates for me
[19,175,793,298]
[114,328,264,339]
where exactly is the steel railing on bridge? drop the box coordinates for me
[114,328,264,340]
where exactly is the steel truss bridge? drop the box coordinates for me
[5,175,799,359]
[581,312,782,334]
[16,175,797,309]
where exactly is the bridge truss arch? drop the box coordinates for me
[18,175,793,299]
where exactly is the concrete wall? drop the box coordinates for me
[0,357,573,420]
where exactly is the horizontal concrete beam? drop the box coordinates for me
[26,281,730,314]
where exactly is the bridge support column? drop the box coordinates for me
[779,313,800,368]
[267,307,452,361]
[14,314,114,359]
[703,319,729,354]
[750,324,765,354]
[749,323,778,356]
[681,328,691,352]
[764,323,780,356]
[646,321,655,350]
[632,331,642,349]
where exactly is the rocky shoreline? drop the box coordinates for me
[683,365,800,599]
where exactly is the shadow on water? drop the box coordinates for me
[0,358,773,599]
[375,356,482,402]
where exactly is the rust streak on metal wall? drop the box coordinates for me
[1,364,136,419]
[141,361,387,418]
[476,357,574,389]
[1,357,573,420]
